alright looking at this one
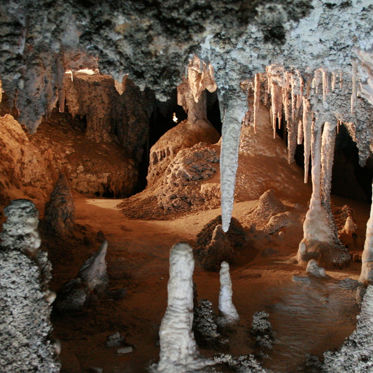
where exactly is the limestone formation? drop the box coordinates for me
[218,261,239,325]
[54,240,109,312]
[154,242,207,373]
[0,199,60,372]
[44,173,75,237]
[193,299,227,349]
[306,259,327,278]
[323,285,373,372]
[147,56,220,188]
[360,184,373,285]
[246,190,286,231]
[297,124,350,268]
[194,216,246,271]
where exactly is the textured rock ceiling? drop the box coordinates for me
[1,0,372,128]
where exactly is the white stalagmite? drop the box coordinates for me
[219,261,239,324]
[302,97,312,183]
[156,243,203,373]
[360,184,373,284]
[351,60,357,114]
[220,90,247,232]
[253,73,261,133]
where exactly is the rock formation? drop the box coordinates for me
[297,123,350,268]
[306,259,327,278]
[360,183,373,285]
[0,199,60,372]
[147,56,220,187]
[245,189,286,231]
[323,285,373,372]
[54,240,109,312]
[194,215,247,271]
[218,261,239,325]
[43,173,75,237]
[154,242,205,373]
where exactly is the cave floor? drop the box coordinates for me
[49,195,369,373]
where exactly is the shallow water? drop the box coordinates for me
[261,277,358,372]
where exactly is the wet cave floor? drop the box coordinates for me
[48,195,369,373]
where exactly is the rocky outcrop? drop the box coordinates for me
[43,174,75,237]
[194,215,246,271]
[245,190,286,231]
[54,240,109,312]
[64,72,151,163]
[0,199,60,372]
[0,115,53,205]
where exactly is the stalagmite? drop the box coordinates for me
[220,91,247,232]
[218,261,239,324]
[253,74,261,133]
[351,60,357,114]
[302,98,312,183]
[360,184,373,284]
[155,243,207,373]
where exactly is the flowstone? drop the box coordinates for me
[0,199,60,372]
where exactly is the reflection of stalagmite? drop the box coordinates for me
[156,243,206,373]
[219,261,239,324]
[360,184,373,284]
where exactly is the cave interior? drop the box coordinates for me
[1,1,373,372]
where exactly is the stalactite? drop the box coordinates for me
[322,68,329,103]
[302,98,312,183]
[340,71,343,89]
[351,60,357,114]
[270,80,282,138]
[314,69,322,94]
[321,121,336,208]
[331,71,336,91]
[114,75,128,95]
[297,119,303,145]
[0,77,2,104]
[263,75,269,105]
[253,73,261,133]
[220,92,247,232]
[360,183,373,284]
